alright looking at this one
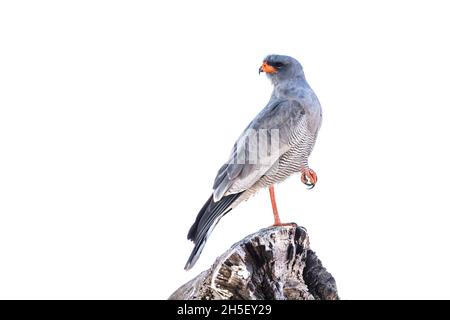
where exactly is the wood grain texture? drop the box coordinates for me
[170,225,338,300]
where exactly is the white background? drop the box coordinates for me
[1,0,449,299]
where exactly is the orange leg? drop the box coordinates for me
[269,186,297,227]
[269,185,282,225]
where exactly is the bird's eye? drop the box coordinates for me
[272,62,284,68]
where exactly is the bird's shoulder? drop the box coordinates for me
[211,98,306,199]
[245,98,306,132]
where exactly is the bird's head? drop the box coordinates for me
[259,54,304,84]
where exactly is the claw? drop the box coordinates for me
[301,168,317,190]
[305,180,315,189]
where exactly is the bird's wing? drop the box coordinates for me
[185,98,306,270]
[212,99,305,201]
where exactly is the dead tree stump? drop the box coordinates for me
[170,225,339,300]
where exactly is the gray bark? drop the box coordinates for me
[170,225,338,300]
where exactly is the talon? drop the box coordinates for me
[301,168,317,189]
[305,180,315,189]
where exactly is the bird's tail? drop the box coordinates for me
[185,192,242,270]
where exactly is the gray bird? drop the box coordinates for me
[185,54,322,270]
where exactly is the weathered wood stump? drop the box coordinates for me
[170,225,338,300]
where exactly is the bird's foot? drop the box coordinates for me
[301,168,317,189]
[272,222,298,228]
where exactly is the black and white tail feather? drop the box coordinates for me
[184,192,242,270]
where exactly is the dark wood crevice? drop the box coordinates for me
[169,225,339,300]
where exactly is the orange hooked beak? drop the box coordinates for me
[259,61,278,75]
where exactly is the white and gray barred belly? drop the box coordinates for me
[261,117,316,186]
[232,117,318,206]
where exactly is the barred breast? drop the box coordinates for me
[230,114,319,207]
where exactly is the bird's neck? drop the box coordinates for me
[272,76,309,99]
